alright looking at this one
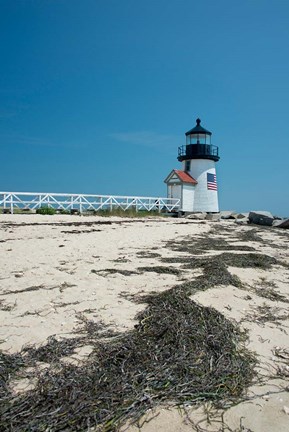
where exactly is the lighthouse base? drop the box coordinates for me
[186,159,219,213]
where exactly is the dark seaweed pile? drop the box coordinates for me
[0,290,255,431]
[166,235,256,255]
[160,252,283,297]
[137,265,181,275]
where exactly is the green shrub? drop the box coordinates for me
[57,209,70,215]
[36,206,56,215]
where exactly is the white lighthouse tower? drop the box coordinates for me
[164,118,220,213]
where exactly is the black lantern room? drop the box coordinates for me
[178,118,219,162]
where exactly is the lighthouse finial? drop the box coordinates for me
[196,118,201,125]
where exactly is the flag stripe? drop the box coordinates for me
[207,173,217,191]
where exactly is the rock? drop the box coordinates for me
[273,218,289,229]
[248,211,274,226]
[206,213,221,221]
[236,212,249,219]
[235,217,249,225]
[220,211,237,219]
[283,406,289,415]
[185,212,207,220]
[220,211,249,220]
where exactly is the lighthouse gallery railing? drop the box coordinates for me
[0,192,180,214]
[178,144,219,158]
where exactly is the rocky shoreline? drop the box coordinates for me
[185,210,289,228]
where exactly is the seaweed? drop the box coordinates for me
[91,268,139,276]
[22,336,85,364]
[215,252,280,269]
[1,282,76,296]
[177,253,281,271]
[0,291,256,431]
[136,251,161,259]
[251,278,289,303]
[166,236,255,255]
[237,229,265,243]
[247,304,289,325]
[0,352,25,399]
[137,266,181,275]
[0,300,15,312]
[61,228,102,234]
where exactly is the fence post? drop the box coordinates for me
[11,195,14,214]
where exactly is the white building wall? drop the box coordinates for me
[183,159,219,212]
[182,184,195,212]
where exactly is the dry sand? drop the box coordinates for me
[1,214,289,431]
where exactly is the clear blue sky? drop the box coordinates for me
[1,0,289,215]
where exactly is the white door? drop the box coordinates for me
[168,184,182,201]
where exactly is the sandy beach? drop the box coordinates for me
[1,214,289,431]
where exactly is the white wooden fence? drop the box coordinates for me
[0,192,180,214]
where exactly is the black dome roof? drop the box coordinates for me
[185,118,212,136]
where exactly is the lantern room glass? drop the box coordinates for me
[186,133,211,145]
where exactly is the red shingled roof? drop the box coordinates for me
[174,170,198,184]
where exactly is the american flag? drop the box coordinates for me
[207,173,217,191]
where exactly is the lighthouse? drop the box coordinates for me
[164,118,220,213]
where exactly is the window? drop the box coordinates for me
[185,160,191,171]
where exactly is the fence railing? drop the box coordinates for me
[0,192,180,214]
